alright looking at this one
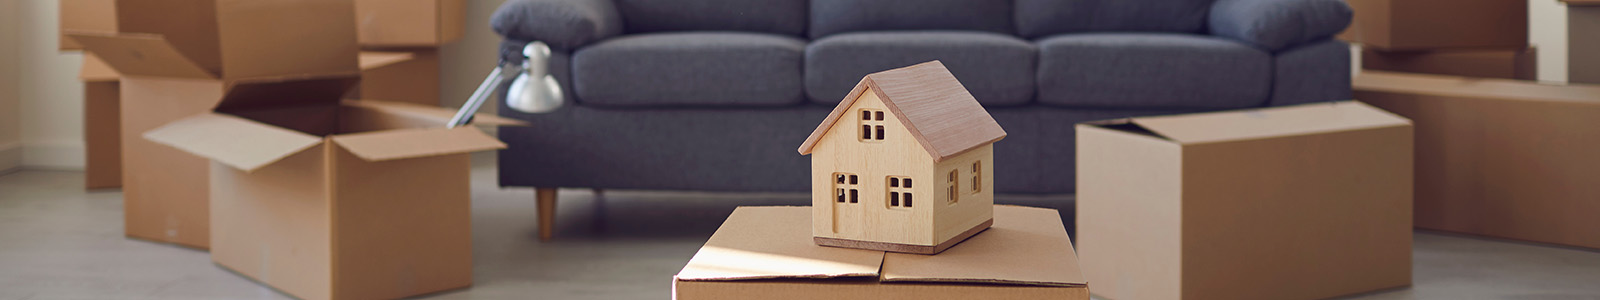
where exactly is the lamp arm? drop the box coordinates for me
[449,64,512,128]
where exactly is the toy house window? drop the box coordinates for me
[887,176,913,209]
[971,161,982,193]
[834,173,860,204]
[947,170,959,204]
[859,109,886,141]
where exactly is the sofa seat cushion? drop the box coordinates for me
[572,32,807,107]
[806,31,1037,106]
[1037,33,1271,109]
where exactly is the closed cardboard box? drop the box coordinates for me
[1076,101,1414,300]
[58,0,118,51]
[1356,71,1600,250]
[356,50,442,106]
[355,0,466,47]
[675,206,1089,300]
[81,54,121,189]
[1362,47,1537,80]
[1340,0,1527,50]
[68,0,361,249]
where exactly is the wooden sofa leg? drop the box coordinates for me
[536,188,557,241]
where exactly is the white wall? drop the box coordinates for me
[0,0,22,172]
[1531,0,1568,83]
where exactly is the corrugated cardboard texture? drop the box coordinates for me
[328,146,473,299]
[213,0,359,79]
[112,0,224,74]
[1356,71,1600,249]
[675,206,1087,300]
[1363,47,1538,80]
[209,144,333,299]
[354,0,467,47]
[1078,101,1414,300]
[59,0,119,51]
[329,127,505,162]
[357,49,441,106]
[118,77,223,249]
[69,33,215,79]
[1340,0,1528,50]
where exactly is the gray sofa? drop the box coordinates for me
[489,0,1352,231]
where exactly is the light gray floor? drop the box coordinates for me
[2,155,1599,300]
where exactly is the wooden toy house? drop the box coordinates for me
[797,61,1006,254]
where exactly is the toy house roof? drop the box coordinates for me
[797,61,1006,162]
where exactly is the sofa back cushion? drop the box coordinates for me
[1015,0,1215,38]
[614,0,808,36]
[809,0,1013,39]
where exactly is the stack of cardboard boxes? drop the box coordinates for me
[1342,0,1537,80]
[58,0,465,248]
[1345,0,1600,251]
[62,1,516,299]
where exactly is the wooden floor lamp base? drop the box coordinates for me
[813,219,993,255]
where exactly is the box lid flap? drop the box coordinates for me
[675,207,884,281]
[79,54,120,82]
[329,127,506,162]
[1128,101,1411,144]
[358,51,416,71]
[1355,71,1600,104]
[66,32,216,79]
[143,113,323,172]
[217,75,360,112]
[881,205,1086,287]
[340,100,529,127]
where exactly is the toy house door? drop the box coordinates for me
[831,173,862,234]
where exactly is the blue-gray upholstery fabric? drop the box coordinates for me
[496,100,1203,194]
[490,0,623,51]
[805,31,1036,106]
[808,0,1013,39]
[1036,33,1271,109]
[1209,0,1353,51]
[1271,40,1352,105]
[613,0,808,36]
[1014,0,1214,38]
[571,32,807,107]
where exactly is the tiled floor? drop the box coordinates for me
[2,155,1599,299]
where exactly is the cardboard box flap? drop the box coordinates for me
[218,75,360,112]
[67,32,216,79]
[79,54,120,82]
[329,127,506,162]
[340,100,529,127]
[1356,71,1600,104]
[1128,101,1411,144]
[676,207,884,281]
[143,113,323,172]
[358,51,417,71]
[882,205,1087,287]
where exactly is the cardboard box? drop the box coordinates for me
[58,0,118,51]
[1567,1,1600,84]
[355,0,466,47]
[1339,0,1528,50]
[1076,101,1413,300]
[356,50,442,106]
[1362,47,1538,80]
[674,206,1088,300]
[1355,71,1600,250]
[143,96,517,300]
[68,0,362,249]
[81,54,121,189]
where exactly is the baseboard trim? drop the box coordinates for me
[20,140,85,170]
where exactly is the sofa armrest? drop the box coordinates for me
[1208,0,1352,52]
[491,0,623,51]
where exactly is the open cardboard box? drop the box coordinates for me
[674,205,1088,300]
[355,49,442,106]
[1339,0,1527,50]
[58,0,118,51]
[1362,47,1538,81]
[1356,71,1600,250]
[354,0,467,47]
[80,54,121,189]
[67,0,361,249]
[1076,101,1414,300]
